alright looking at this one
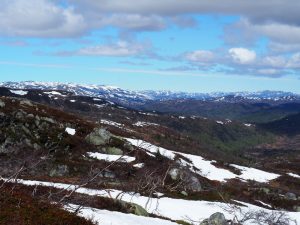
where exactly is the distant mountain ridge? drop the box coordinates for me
[1,81,299,105]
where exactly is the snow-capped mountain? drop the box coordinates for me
[1,81,299,105]
[0,81,151,105]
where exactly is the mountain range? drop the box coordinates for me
[1,81,299,105]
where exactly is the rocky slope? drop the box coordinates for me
[0,89,300,225]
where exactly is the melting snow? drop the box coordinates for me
[65,204,177,225]
[125,138,280,183]
[65,127,76,135]
[133,121,159,127]
[100,119,124,128]
[288,173,300,179]
[255,200,272,208]
[87,152,135,163]
[10,90,28,95]
[3,178,300,225]
[44,91,66,96]
[133,163,145,168]
[231,164,280,183]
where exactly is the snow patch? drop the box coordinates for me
[65,204,178,225]
[10,90,28,95]
[288,173,300,179]
[125,138,280,183]
[230,164,280,183]
[87,152,135,163]
[44,91,66,96]
[133,121,159,127]
[100,119,124,128]
[4,178,300,225]
[65,127,76,135]
[133,163,145,168]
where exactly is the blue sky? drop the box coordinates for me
[1,0,300,93]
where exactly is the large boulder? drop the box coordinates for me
[200,212,228,225]
[130,203,149,217]
[85,128,112,146]
[169,167,202,192]
[118,200,149,217]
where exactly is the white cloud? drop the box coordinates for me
[251,22,300,44]
[0,0,87,38]
[185,50,214,63]
[229,48,256,64]
[97,14,166,31]
[70,0,300,25]
[257,69,281,76]
[77,41,147,57]
[287,53,300,69]
[261,56,286,68]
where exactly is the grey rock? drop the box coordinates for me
[35,115,40,127]
[200,212,228,225]
[260,188,270,195]
[103,147,123,155]
[33,143,41,150]
[15,111,26,120]
[0,100,5,108]
[285,192,297,201]
[186,176,202,192]
[101,170,116,179]
[26,114,35,119]
[181,191,188,196]
[20,100,33,107]
[86,128,112,146]
[22,125,32,136]
[130,203,149,217]
[50,165,69,177]
[169,168,180,180]
[169,168,202,192]
[41,117,56,124]
[0,138,14,154]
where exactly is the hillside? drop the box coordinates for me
[0,88,300,224]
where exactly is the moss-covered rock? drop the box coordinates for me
[85,128,112,146]
[104,147,123,155]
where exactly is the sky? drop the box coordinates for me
[0,0,300,93]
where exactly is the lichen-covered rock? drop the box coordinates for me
[101,169,116,179]
[130,203,149,217]
[20,99,33,107]
[41,117,56,124]
[186,176,202,192]
[85,128,112,146]
[104,147,123,155]
[49,165,69,177]
[285,192,297,201]
[169,168,202,192]
[200,212,228,225]
[118,200,149,217]
[0,100,5,108]
[169,168,180,180]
